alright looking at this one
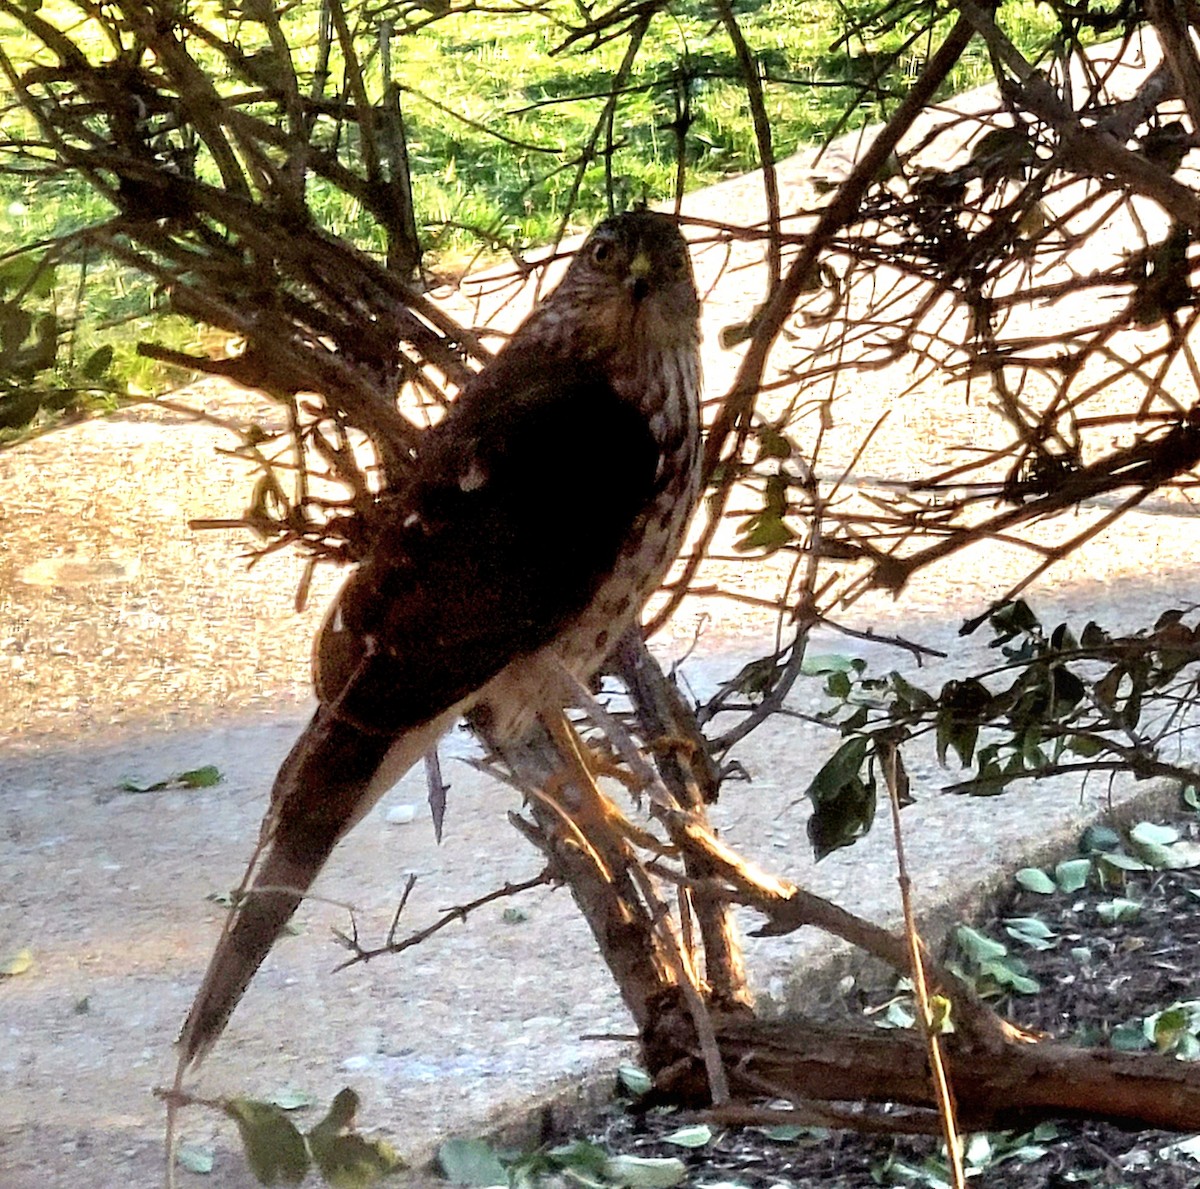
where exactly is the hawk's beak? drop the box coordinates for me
[628,249,652,303]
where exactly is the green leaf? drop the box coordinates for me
[602,1155,687,1188]
[928,995,953,1034]
[310,1088,359,1133]
[825,669,852,700]
[806,770,876,860]
[805,735,876,859]
[177,1145,215,1174]
[1014,868,1055,894]
[761,1124,810,1142]
[119,776,162,793]
[1131,821,1180,847]
[617,1064,652,1097]
[1098,851,1151,873]
[1094,666,1123,707]
[0,254,56,298]
[120,766,221,792]
[308,1131,404,1188]
[223,1099,309,1185]
[437,1138,507,1187]
[1123,684,1143,730]
[1130,839,1176,869]
[548,1139,610,1178]
[734,511,794,554]
[989,599,1040,641]
[888,673,935,712]
[1158,840,1200,870]
[755,424,792,459]
[1004,918,1056,950]
[963,1133,993,1168]
[934,705,978,769]
[661,1124,713,1149]
[1065,733,1104,758]
[1050,665,1086,713]
[801,653,855,675]
[1149,1006,1193,1052]
[980,957,1041,994]
[1110,1022,1151,1051]
[1128,822,1200,870]
[178,765,223,788]
[269,1089,317,1112]
[954,926,1007,963]
[1054,858,1092,892]
[1079,824,1121,853]
[810,735,870,795]
[880,1000,916,1029]
[1096,898,1141,924]
[1003,917,1054,938]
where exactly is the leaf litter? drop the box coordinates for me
[538,811,1200,1188]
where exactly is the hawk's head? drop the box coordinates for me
[552,209,700,357]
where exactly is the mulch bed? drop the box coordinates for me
[565,811,1200,1187]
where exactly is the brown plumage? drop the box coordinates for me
[178,209,703,1065]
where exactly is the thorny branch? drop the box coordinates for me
[333,870,554,968]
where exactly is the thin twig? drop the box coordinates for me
[880,738,965,1189]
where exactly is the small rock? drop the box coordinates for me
[385,804,416,825]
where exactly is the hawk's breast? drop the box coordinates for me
[471,340,701,742]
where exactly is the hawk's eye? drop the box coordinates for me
[591,240,614,265]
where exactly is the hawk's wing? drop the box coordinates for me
[179,358,660,1064]
[314,355,661,732]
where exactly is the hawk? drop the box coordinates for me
[178,209,702,1064]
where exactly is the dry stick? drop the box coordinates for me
[623,858,732,1105]
[120,0,251,199]
[536,14,651,303]
[880,739,966,1189]
[495,712,683,1027]
[612,634,750,1010]
[648,11,979,637]
[702,1101,943,1137]
[333,871,552,968]
[661,812,1011,1050]
[964,489,1157,630]
[876,419,1200,599]
[715,0,780,292]
[722,1058,955,1137]
[957,0,1200,232]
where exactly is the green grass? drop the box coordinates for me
[0,0,1077,401]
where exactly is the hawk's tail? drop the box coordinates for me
[177,707,427,1067]
[177,841,318,1067]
